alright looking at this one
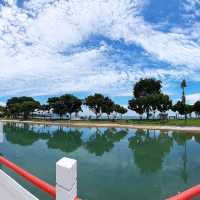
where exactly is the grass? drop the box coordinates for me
[121,119,200,126]
[73,118,200,126]
[2,118,200,127]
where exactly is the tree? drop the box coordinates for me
[85,93,105,119]
[114,104,128,119]
[129,78,169,119]
[173,101,192,119]
[157,94,172,114]
[21,100,41,119]
[101,97,114,119]
[60,94,82,119]
[6,97,40,119]
[128,98,145,119]
[133,78,162,98]
[181,80,187,119]
[186,104,193,119]
[0,106,6,118]
[48,95,82,119]
[48,97,66,119]
[181,79,187,104]
[172,101,185,118]
[193,101,200,118]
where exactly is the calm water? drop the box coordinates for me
[1,123,200,200]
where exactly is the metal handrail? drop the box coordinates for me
[167,185,200,200]
[0,156,56,198]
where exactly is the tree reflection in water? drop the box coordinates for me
[172,132,193,183]
[129,129,173,173]
[2,123,195,180]
[84,128,128,156]
[47,128,83,153]
[3,124,128,156]
[4,123,41,146]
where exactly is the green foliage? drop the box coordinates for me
[133,78,162,98]
[181,79,187,104]
[61,94,82,117]
[156,94,172,113]
[101,97,115,118]
[84,93,105,118]
[181,79,187,89]
[114,104,128,118]
[0,106,7,117]
[172,101,193,118]
[48,94,82,119]
[193,101,200,116]
[128,98,145,116]
[129,78,171,119]
[6,97,40,119]
[85,94,127,119]
[48,97,66,118]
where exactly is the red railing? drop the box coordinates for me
[0,156,79,200]
[167,185,200,200]
[0,156,56,198]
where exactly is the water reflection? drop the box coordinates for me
[2,123,200,200]
[2,123,198,177]
[47,128,83,153]
[172,132,192,183]
[3,123,128,156]
[4,123,40,146]
[85,128,128,156]
[129,129,173,173]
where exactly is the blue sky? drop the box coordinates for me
[0,0,200,106]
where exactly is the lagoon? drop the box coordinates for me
[0,122,200,200]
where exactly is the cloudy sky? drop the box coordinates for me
[0,0,200,105]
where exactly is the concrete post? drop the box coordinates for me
[56,157,77,200]
[0,122,3,143]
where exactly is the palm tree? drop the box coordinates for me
[181,80,187,104]
[181,80,187,119]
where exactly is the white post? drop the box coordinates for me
[0,122,3,143]
[56,157,77,200]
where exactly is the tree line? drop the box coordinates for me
[3,94,127,119]
[128,78,200,119]
[1,77,200,120]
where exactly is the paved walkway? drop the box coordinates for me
[0,170,38,200]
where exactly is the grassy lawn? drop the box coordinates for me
[121,119,200,126]
[72,118,200,126]
[2,118,200,127]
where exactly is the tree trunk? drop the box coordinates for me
[146,110,150,120]
[185,114,187,120]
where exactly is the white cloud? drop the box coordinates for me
[0,0,200,98]
[186,93,200,104]
[183,0,200,18]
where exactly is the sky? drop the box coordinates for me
[0,0,200,106]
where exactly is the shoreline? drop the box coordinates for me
[1,119,200,133]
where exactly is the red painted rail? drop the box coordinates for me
[0,156,56,198]
[167,185,200,200]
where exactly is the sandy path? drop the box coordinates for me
[1,119,200,132]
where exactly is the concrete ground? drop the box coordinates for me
[0,170,38,200]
